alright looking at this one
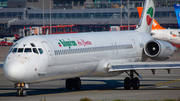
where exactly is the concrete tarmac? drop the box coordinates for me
[0,46,180,101]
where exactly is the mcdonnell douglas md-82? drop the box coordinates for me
[3,0,180,96]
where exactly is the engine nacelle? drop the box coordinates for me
[144,40,176,61]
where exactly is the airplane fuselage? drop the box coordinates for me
[151,29,180,44]
[4,0,179,96]
[3,31,153,84]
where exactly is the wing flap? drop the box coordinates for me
[108,62,180,72]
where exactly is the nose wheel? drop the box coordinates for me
[15,83,28,96]
[17,89,26,96]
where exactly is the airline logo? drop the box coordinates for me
[176,4,180,17]
[152,21,157,27]
[137,7,165,30]
[58,39,92,49]
[77,39,92,46]
[146,7,153,25]
[58,39,77,49]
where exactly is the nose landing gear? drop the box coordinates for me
[17,88,26,96]
[15,83,28,96]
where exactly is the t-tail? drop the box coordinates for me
[136,0,155,34]
[137,7,166,30]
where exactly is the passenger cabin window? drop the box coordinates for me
[24,48,32,53]
[18,48,24,53]
[30,43,36,47]
[178,32,180,37]
[33,48,39,54]
[38,48,43,54]
[12,48,17,53]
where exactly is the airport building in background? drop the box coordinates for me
[0,0,179,36]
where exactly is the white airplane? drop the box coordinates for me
[137,7,180,45]
[3,0,180,96]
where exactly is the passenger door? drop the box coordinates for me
[41,41,53,65]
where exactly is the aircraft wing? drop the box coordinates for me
[108,62,180,72]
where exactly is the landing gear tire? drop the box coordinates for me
[66,79,73,90]
[17,89,26,96]
[17,89,21,96]
[124,77,131,90]
[124,77,140,90]
[66,77,81,90]
[132,77,139,90]
[74,78,81,90]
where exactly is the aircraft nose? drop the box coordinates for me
[3,61,25,82]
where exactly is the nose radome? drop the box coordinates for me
[3,61,25,82]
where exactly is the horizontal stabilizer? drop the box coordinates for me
[108,62,180,72]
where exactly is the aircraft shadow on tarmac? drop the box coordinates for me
[0,79,177,97]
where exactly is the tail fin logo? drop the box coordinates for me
[146,7,153,25]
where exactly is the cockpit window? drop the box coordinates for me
[33,48,39,54]
[38,48,43,54]
[24,48,32,53]
[12,48,17,53]
[30,43,36,47]
[8,48,13,54]
[178,32,180,37]
[18,48,24,53]
[13,43,18,47]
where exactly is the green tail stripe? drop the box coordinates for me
[146,7,153,17]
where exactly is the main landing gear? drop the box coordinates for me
[66,77,81,90]
[124,70,141,90]
[15,83,28,96]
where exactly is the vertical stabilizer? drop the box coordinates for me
[136,0,155,34]
[137,7,165,30]
[152,19,166,30]
[174,4,180,29]
[137,7,143,19]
